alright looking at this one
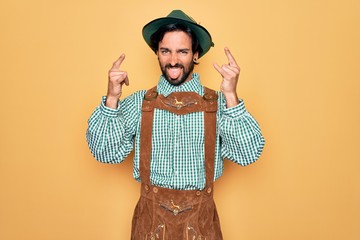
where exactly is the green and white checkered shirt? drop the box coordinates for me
[86,73,265,190]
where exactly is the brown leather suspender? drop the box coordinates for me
[140,87,218,191]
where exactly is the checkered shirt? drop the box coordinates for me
[86,73,265,190]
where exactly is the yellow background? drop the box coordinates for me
[1,0,359,239]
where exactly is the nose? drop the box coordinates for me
[170,53,178,66]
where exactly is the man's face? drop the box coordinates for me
[157,31,198,86]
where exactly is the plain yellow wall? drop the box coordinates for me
[1,0,359,239]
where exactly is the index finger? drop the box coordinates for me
[111,54,125,70]
[224,47,238,67]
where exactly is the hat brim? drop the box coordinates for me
[142,17,214,58]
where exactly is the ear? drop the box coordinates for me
[193,52,199,62]
[155,50,160,60]
[194,52,199,59]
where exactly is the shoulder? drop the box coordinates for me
[202,86,225,104]
[122,90,147,103]
[119,90,147,114]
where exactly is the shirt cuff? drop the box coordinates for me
[222,99,247,118]
[100,96,121,117]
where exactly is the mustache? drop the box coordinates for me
[165,63,184,69]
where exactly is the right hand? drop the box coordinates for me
[106,54,129,109]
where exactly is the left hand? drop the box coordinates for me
[213,47,240,106]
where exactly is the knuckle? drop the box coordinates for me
[110,76,120,82]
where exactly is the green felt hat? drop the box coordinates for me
[142,10,214,58]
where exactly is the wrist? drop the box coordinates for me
[223,92,239,108]
[105,96,119,109]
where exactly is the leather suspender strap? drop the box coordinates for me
[140,87,157,186]
[203,87,218,191]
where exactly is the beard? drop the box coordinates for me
[160,61,195,86]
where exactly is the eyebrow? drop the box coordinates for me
[159,47,190,52]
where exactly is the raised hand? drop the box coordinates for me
[106,54,129,109]
[213,47,240,107]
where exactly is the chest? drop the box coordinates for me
[151,109,204,142]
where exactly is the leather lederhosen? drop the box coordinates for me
[131,87,223,240]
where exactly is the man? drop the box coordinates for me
[87,10,265,240]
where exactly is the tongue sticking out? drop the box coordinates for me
[168,67,181,79]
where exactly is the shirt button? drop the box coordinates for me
[196,191,201,196]
[153,187,158,193]
[144,185,149,191]
[207,187,212,194]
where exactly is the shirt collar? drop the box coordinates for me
[157,73,203,97]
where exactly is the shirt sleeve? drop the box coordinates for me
[218,94,265,166]
[86,91,144,164]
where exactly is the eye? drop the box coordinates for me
[161,49,169,54]
[179,50,188,55]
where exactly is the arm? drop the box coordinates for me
[86,93,142,164]
[86,54,138,163]
[218,95,265,166]
[214,47,265,165]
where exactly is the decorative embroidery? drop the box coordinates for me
[162,96,198,110]
[159,200,193,216]
[146,224,165,240]
[187,224,206,240]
